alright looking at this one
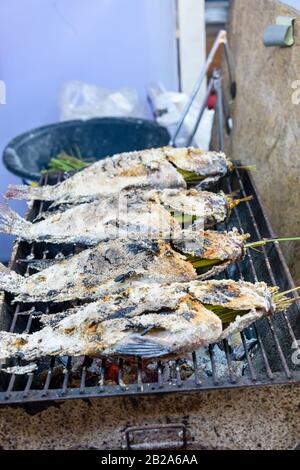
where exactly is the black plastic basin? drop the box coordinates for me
[2,117,170,181]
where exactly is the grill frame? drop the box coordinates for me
[0,167,300,405]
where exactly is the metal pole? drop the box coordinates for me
[213,70,225,152]
[169,29,227,146]
[186,77,214,147]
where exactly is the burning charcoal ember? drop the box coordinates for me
[196,346,245,379]
[229,335,258,361]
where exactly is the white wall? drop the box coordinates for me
[0,0,178,261]
[177,0,206,97]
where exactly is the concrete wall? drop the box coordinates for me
[224,0,300,283]
[0,0,178,261]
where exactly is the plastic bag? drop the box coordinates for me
[59,81,146,121]
[148,83,214,150]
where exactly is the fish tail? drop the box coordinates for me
[0,262,23,294]
[5,184,47,201]
[0,204,31,238]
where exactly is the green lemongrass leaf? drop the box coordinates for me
[176,167,205,182]
[245,237,300,249]
[172,213,197,224]
[202,304,250,324]
[59,155,91,166]
[49,159,71,170]
[191,258,220,268]
[43,152,93,174]
[203,286,300,325]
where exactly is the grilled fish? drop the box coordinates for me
[5,147,230,204]
[0,188,239,244]
[0,229,245,303]
[0,280,276,360]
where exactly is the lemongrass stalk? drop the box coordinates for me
[227,195,253,210]
[245,237,300,249]
[273,286,300,299]
[203,286,300,324]
[234,165,256,171]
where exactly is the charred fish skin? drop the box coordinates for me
[0,285,223,361]
[0,229,249,302]
[0,188,231,244]
[4,148,185,203]
[0,239,197,303]
[0,196,179,244]
[165,147,229,179]
[175,228,245,260]
[159,188,230,228]
[4,147,230,203]
[173,228,246,280]
[0,279,274,361]
[40,279,274,329]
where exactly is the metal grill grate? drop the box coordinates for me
[0,167,300,405]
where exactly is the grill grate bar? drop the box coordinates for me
[223,339,236,383]
[99,358,106,391]
[23,373,34,398]
[42,356,55,396]
[0,167,299,404]
[175,360,182,387]
[233,172,292,378]
[5,373,16,399]
[240,331,257,381]
[266,317,292,379]
[234,169,298,346]
[208,344,219,385]
[118,358,127,390]
[225,174,292,379]
[157,361,163,388]
[222,181,264,379]
[137,358,143,392]
[80,366,86,394]
[61,357,72,396]
[9,304,20,333]
[192,351,201,385]
[253,324,274,380]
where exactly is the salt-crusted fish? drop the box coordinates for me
[175,227,246,279]
[0,188,242,244]
[0,230,245,303]
[5,147,231,204]
[0,280,279,360]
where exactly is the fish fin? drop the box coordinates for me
[195,175,220,190]
[113,336,170,358]
[0,204,31,238]
[0,263,23,293]
[197,261,230,280]
[5,184,45,201]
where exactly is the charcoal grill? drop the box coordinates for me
[0,166,300,405]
